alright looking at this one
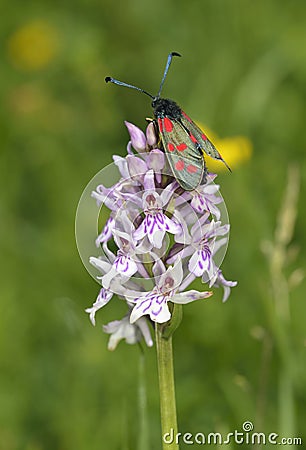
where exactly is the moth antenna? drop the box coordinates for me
[105,77,154,99]
[156,52,181,98]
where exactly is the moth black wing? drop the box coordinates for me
[180,112,231,172]
[156,116,205,191]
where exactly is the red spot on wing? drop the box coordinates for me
[190,133,198,143]
[182,111,192,122]
[163,117,173,132]
[187,164,198,174]
[176,143,187,151]
[175,160,185,171]
[157,118,163,132]
[201,133,207,141]
[167,142,175,152]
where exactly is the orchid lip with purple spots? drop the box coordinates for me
[128,260,213,324]
[133,171,182,249]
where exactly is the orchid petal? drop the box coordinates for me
[92,184,119,210]
[85,288,113,325]
[172,290,212,304]
[102,266,120,289]
[95,217,115,246]
[135,317,154,347]
[146,121,157,146]
[127,155,148,179]
[188,250,211,277]
[163,215,182,234]
[147,148,165,172]
[112,229,133,250]
[150,228,165,249]
[152,259,167,278]
[113,155,130,179]
[133,221,146,241]
[89,256,112,274]
[125,121,147,152]
[158,261,183,291]
[143,169,155,190]
[114,255,138,276]
[160,181,177,206]
[130,293,171,324]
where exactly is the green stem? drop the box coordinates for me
[156,305,182,450]
[138,352,149,450]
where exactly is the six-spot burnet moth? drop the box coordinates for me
[105,52,231,191]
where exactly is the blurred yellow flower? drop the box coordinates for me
[197,124,253,173]
[7,20,58,71]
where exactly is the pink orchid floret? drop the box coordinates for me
[187,219,229,280]
[190,178,223,219]
[85,288,113,325]
[133,170,181,249]
[101,229,149,289]
[103,309,153,350]
[128,260,212,324]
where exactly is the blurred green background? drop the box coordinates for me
[1,0,306,449]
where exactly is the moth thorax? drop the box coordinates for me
[152,97,182,119]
